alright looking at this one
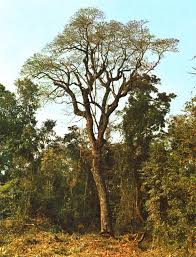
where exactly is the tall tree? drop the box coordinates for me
[21,8,178,234]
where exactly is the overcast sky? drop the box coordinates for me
[0,0,195,134]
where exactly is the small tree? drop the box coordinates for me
[21,8,178,234]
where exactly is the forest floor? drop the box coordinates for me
[0,219,192,257]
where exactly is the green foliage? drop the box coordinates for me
[0,84,21,177]
[142,97,195,251]
[0,82,97,227]
[1,79,194,253]
[62,126,99,229]
[0,8,194,249]
[112,76,175,232]
[0,80,43,218]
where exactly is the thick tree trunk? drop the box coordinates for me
[91,146,113,235]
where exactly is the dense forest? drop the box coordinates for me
[0,7,195,257]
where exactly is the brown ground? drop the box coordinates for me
[0,219,193,257]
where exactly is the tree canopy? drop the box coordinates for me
[21,7,178,143]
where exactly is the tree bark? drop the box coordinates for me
[91,145,113,235]
[132,166,144,227]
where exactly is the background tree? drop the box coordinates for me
[21,7,178,234]
[0,84,20,181]
[142,97,195,253]
[114,76,175,232]
[0,83,98,229]
[0,84,23,217]
[0,80,57,218]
